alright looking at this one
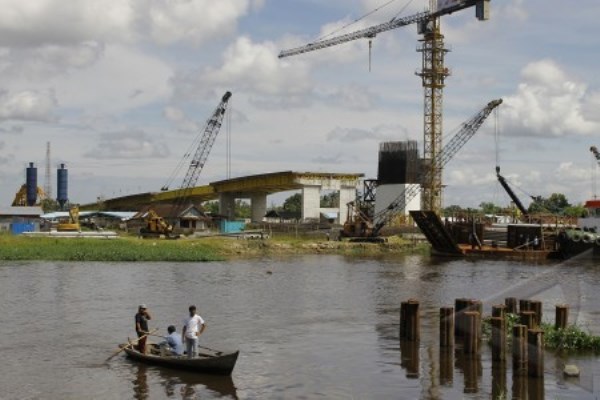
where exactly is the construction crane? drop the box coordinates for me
[591,146,600,164]
[342,98,502,239]
[162,91,232,195]
[279,0,492,214]
[141,91,232,238]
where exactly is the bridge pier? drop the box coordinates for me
[302,185,321,221]
[250,193,267,223]
[219,193,236,219]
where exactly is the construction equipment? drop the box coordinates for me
[11,185,46,207]
[142,91,232,238]
[495,167,542,219]
[280,0,492,214]
[57,205,80,231]
[139,209,174,238]
[341,98,502,239]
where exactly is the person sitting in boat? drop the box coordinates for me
[182,305,206,358]
[135,304,152,354]
[159,325,184,356]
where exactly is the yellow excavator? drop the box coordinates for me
[139,209,176,238]
[57,206,80,231]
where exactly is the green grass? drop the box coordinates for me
[482,313,600,353]
[0,235,223,262]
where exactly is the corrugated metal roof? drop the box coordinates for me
[0,206,43,216]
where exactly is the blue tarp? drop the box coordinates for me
[12,223,35,234]
[220,220,245,233]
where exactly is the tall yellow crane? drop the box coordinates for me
[279,0,492,214]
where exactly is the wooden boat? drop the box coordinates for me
[123,343,239,376]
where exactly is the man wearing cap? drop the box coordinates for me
[135,304,152,354]
[182,305,206,358]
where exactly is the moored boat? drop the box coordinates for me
[123,344,239,376]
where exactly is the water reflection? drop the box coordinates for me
[491,361,507,400]
[439,348,453,386]
[130,363,237,399]
[399,340,419,379]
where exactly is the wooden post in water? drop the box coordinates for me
[530,300,543,327]
[555,304,569,330]
[527,329,544,378]
[491,317,506,361]
[505,297,517,314]
[463,311,479,354]
[454,298,470,338]
[400,299,420,341]
[519,310,536,330]
[492,304,506,319]
[512,324,528,374]
[440,307,454,348]
[519,299,531,313]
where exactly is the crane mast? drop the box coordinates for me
[372,98,502,235]
[279,0,491,216]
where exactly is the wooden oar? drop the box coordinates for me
[105,327,159,362]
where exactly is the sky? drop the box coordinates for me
[0,0,599,209]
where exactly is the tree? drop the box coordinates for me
[320,192,339,208]
[283,193,302,213]
[443,205,463,215]
[563,204,587,218]
[235,199,251,219]
[479,201,501,215]
[528,193,571,215]
[202,201,219,214]
[40,198,60,213]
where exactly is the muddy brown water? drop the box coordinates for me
[0,254,598,399]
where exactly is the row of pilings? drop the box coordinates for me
[399,298,570,397]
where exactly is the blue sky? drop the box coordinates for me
[0,0,599,209]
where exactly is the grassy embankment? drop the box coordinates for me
[483,313,600,353]
[0,233,427,262]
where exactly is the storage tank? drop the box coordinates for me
[57,163,68,209]
[26,162,37,206]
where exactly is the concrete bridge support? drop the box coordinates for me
[250,193,267,223]
[219,193,236,219]
[302,185,321,221]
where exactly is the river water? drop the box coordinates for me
[0,253,599,399]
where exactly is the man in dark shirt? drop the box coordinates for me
[135,304,152,353]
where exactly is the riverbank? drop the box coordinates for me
[0,233,427,262]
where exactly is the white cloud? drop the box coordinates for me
[502,59,600,137]
[0,0,135,46]
[0,89,58,122]
[172,36,313,101]
[143,0,253,45]
[85,129,169,160]
[163,105,200,133]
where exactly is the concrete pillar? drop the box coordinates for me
[250,193,267,223]
[302,185,321,222]
[219,193,236,220]
[338,186,356,224]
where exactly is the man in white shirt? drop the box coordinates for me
[182,305,206,358]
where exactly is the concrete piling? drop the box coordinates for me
[400,299,420,341]
[440,307,454,348]
[512,324,528,374]
[527,329,544,378]
[555,304,569,330]
[505,297,517,314]
[439,348,453,385]
[400,339,419,379]
[491,361,507,400]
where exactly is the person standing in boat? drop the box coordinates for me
[135,304,152,354]
[182,305,206,358]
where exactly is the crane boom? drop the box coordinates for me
[278,1,483,59]
[165,91,232,212]
[371,98,502,235]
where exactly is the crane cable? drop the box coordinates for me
[315,0,415,42]
[162,118,205,191]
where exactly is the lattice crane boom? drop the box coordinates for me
[371,98,502,235]
[278,1,484,59]
[162,91,232,212]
